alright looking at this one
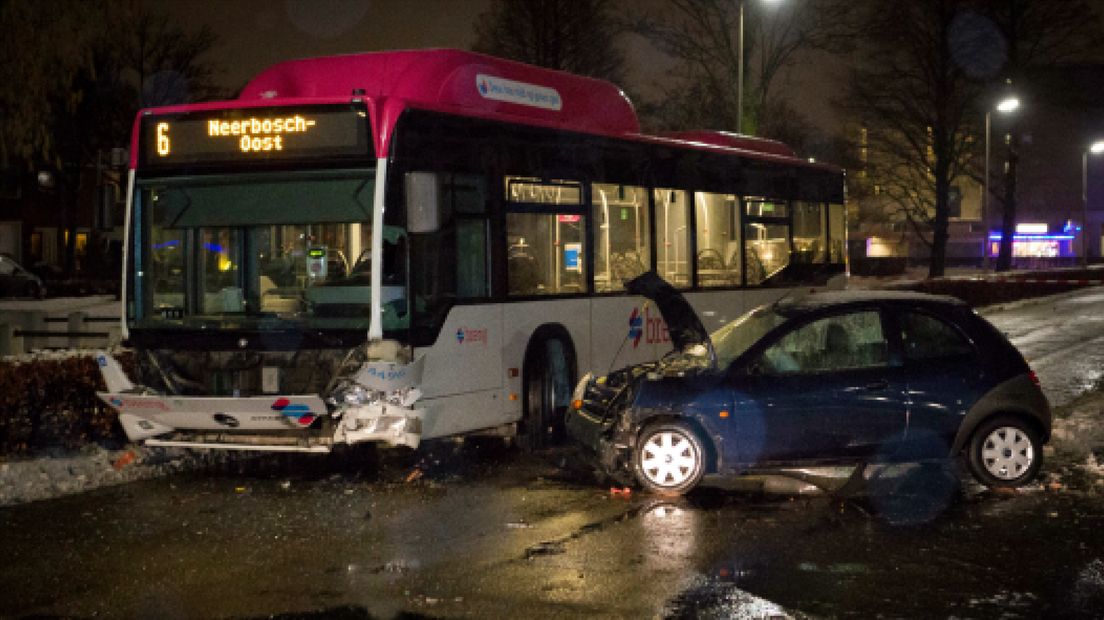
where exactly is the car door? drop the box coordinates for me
[725,308,908,465]
[891,308,989,456]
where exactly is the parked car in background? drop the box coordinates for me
[567,272,1051,496]
[0,255,46,299]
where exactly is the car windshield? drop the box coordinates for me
[710,306,788,367]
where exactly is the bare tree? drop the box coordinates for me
[845,0,1104,276]
[472,0,626,83]
[0,0,223,274]
[0,0,98,169]
[844,1,984,278]
[633,0,854,134]
[985,0,1104,271]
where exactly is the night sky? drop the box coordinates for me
[147,0,493,93]
[148,0,1104,138]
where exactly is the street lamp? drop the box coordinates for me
[1080,140,1104,266]
[983,95,1020,269]
[736,0,782,135]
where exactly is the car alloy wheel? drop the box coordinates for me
[634,422,705,495]
[980,426,1034,480]
[967,416,1042,488]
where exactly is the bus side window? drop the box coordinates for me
[654,188,690,289]
[592,183,650,292]
[694,192,740,287]
[506,213,586,295]
[504,177,586,296]
[410,173,489,329]
[448,174,489,298]
[793,201,826,264]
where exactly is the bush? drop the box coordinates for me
[0,351,132,456]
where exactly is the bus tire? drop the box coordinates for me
[521,332,575,452]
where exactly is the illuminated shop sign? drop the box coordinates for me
[988,230,1075,258]
[139,104,370,167]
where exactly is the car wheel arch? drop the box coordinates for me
[950,374,1051,455]
[952,406,1048,457]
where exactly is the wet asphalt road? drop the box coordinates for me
[2,447,1103,619]
[3,288,1104,619]
[982,287,1104,407]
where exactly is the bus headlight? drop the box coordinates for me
[329,382,422,410]
[329,382,377,407]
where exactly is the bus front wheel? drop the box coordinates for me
[521,337,573,451]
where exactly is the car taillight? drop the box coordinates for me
[1029,371,1040,387]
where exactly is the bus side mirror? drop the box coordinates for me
[405,172,440,233]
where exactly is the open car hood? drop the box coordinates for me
[626,271,715,362]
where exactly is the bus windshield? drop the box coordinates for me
[132,169,407,332]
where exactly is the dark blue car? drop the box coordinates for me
[566,272,1051,495]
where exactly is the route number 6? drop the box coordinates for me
[156,122,170,156]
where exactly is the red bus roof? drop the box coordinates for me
[134,49,838,174]
[239,48,639,155]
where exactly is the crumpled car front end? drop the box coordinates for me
[566,365,647,483]
[566,271,718,482]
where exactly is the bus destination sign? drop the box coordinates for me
[140,104,370,167]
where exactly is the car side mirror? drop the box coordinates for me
[405,171,440,233]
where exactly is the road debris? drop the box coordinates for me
[111,450,136,470]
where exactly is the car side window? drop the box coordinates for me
[899,311,974,361]
[758,310,888,374]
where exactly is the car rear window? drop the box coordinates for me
[899,311,975,361]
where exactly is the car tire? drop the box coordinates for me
[966,416,1043,489]
[632,421,706,496]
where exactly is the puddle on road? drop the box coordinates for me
[663,573,790,620]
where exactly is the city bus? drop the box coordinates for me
[95,49,846,453]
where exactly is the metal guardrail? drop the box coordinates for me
[0,309,121,355]
[12,330,110,339]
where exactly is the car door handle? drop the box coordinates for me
[865,380,888,391]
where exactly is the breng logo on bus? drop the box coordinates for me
[628,306,669,348]
[456,327,489,345]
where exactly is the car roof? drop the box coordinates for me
[774,290,967,317]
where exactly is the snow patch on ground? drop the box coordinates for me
[2,346,115,364]
[0,445,235,507]
[1046,392,1104,491]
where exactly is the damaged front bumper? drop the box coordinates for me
[333,401,424,449]
[565,373,636,483]
[95,347,427,452]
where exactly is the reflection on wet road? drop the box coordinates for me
[2,443,1103,618]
